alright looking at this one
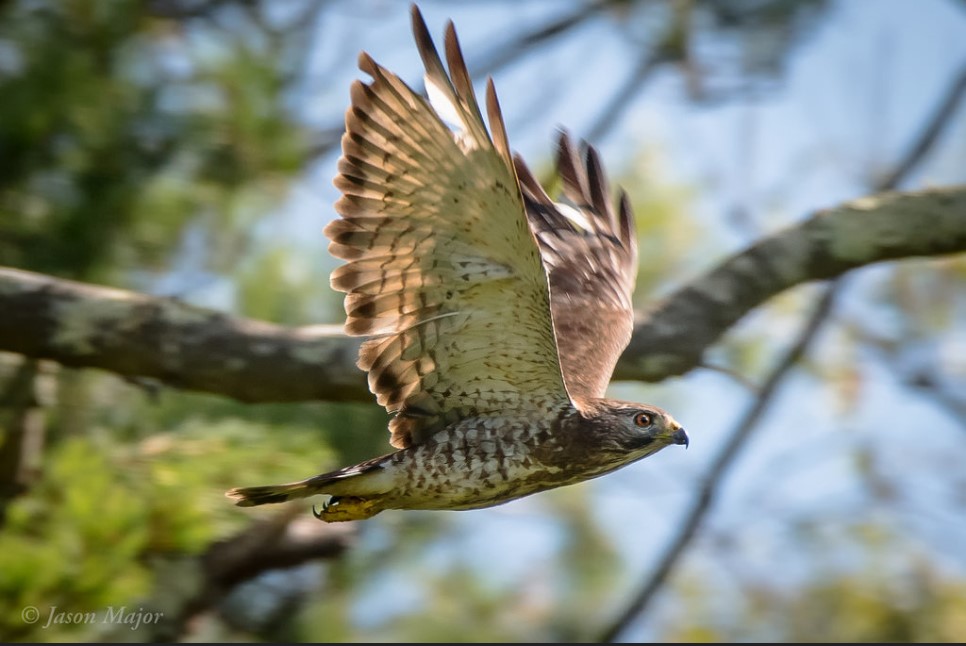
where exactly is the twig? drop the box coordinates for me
[133,508,356,641]
[875,60,966,191]
[584,0,691,142]
[307,0,618,159]
[469,0,618,79]
[696,360,760,395]
[585,50,663,143]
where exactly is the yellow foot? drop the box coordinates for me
[312,496,382,522]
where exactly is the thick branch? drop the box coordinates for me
[615,185,966,381]
[0,186,963,403]
[118,508,356,641]
[0,270,367,403]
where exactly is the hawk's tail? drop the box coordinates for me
[226,479,317,507]
[226,455,390,507]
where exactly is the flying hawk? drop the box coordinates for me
[227,4,688,522]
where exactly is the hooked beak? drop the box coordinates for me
[671,427,689,449]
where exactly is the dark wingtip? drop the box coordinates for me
[556,129,585,202]
[444,20,459,50]
[584,145,611,217]
[410,3,436,61]
[617,188,635,248]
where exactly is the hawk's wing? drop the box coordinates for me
[515,132,639,403]
[326,6,571,449]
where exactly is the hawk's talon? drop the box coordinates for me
[309,496,378,522]
[313,497,339,520]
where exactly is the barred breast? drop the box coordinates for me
[376,405,584,511]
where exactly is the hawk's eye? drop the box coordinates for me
[633,412,653,428]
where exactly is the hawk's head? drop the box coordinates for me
[580,399,689,460]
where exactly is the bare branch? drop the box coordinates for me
[147,0,257,20]
[585,49,663,143]
[306,0,619,160]
[584,0,690,142]
[615,185,966,382]
[128,508,356,641]
[0,358,46,521]
[875,60,966,191]
[468,0,618,79]
[0,268,367,403]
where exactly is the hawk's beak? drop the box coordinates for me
[671,428,689,449]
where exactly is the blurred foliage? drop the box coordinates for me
[0,0,306,282]
[0,414,334,641]
[664,524,966,642]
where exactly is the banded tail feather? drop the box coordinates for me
[226,456,389,507]
[226,479,318,507]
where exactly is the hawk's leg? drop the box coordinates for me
[312,496,382,522]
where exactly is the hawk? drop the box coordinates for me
[227,5,688,522]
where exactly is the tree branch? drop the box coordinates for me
[0,186,963,403]
[615,185,966,381]
[0,269,367,403]
[875,61,966,190]
[469,0,618,80]
[113,507,356,641]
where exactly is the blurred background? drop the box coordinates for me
[1,0,966,642]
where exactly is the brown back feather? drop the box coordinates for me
[516,131,639,402]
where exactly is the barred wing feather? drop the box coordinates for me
[325,6,571,449]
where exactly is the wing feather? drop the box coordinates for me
[327,5,571,449]
[517,131,639,403]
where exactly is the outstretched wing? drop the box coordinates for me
[325,6,571,449]
[515,131,639,403]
